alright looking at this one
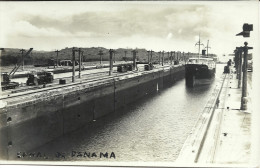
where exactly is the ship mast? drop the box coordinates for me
[205,40,211,57]
[195,34,204,60]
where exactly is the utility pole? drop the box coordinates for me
[82,51,84,63]
[78,48,82,78]
[113,51,116,63]
[132,50,137,70]
[72,47,77,82]
[241,42,253,110]
[187,52,190,63]
[0,48,3,92]
[182,52,185,62]
[147,50,150,63]
[195,34,204,60]
[55,50,60,68]
[20,49,25,71]
[162,51,164,66]
[167,51,170,64]
[31,52,34,65]
[170,51,173,65]
[236,23,253,110]
[158,51,161,65]
[150,50,154,64]
[109,49,114,76]
[234,49,239,79]
[234,47,242,81]
[98,50,103,65]
[124,50,127,62]
[237,47,243,88]
[173,51,176,63]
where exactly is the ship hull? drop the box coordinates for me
[185,64,215,87]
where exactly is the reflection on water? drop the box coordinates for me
[28,64,224,162]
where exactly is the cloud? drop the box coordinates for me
[1,1,258,56]
[18,5,210,41]
[6,19,100,39]
[166,33,173,39]
[12,21,68,37]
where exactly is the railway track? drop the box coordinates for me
[0,70,142,101]
[11,71,109,93]
[0,64,176,101]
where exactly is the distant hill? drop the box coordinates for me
[0,47,216,66]
[0,47,143,66]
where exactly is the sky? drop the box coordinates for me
[0,1,259,58]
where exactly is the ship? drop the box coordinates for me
[185,57,216,87]
[185,38,216,87]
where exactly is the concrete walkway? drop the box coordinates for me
[198,70,252,164]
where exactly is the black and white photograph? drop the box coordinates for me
[0,1,259,167]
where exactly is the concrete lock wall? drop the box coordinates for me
[0,65,184,160]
